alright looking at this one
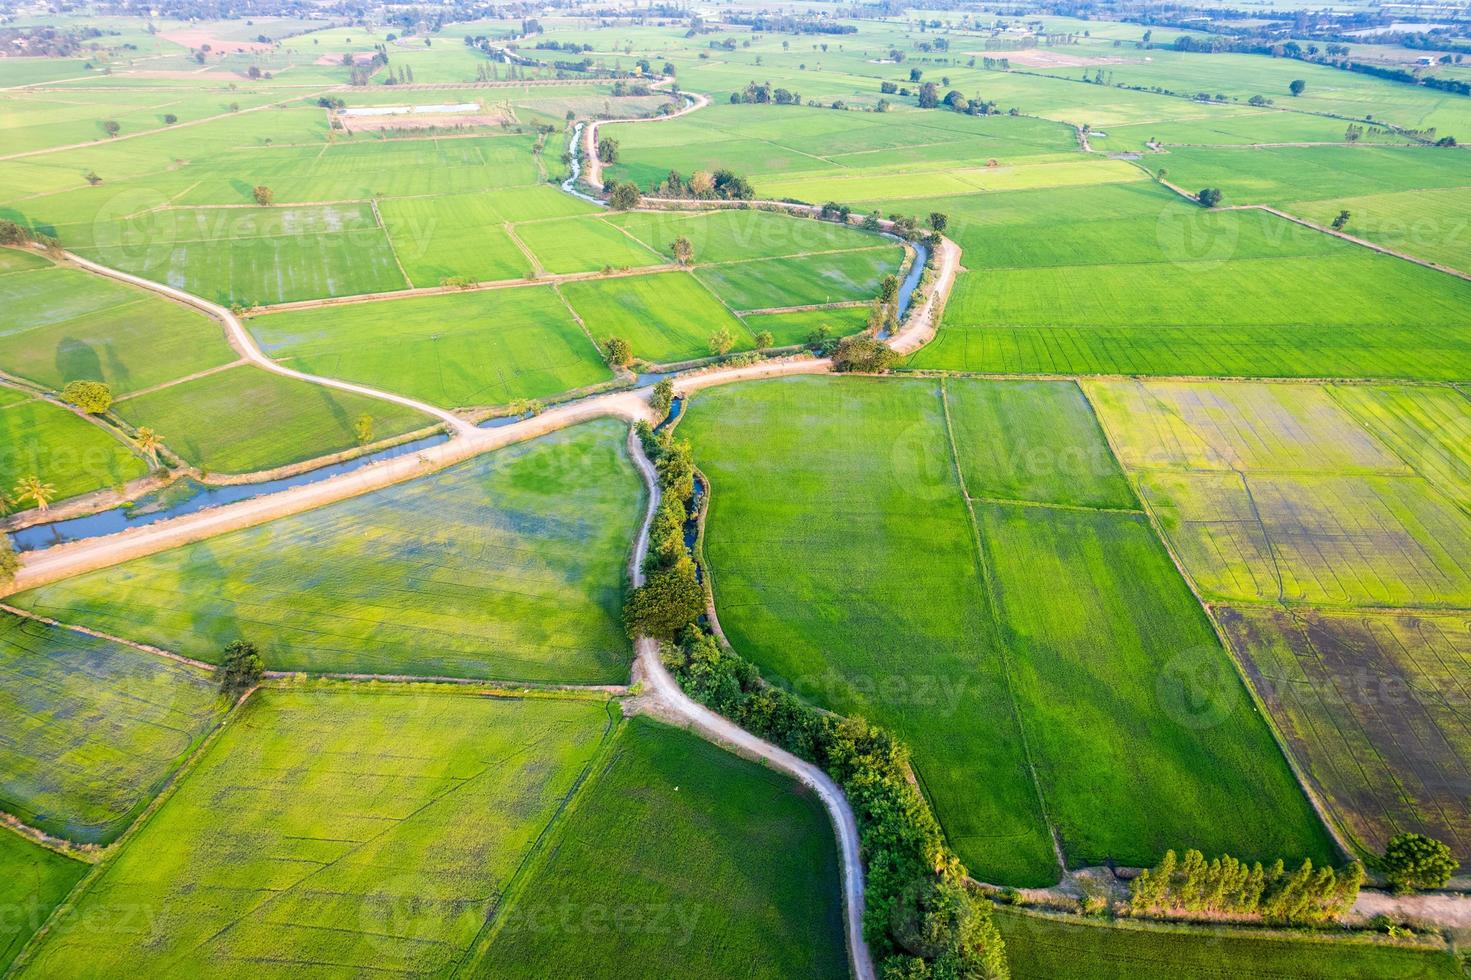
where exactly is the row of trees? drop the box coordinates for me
[641,168,754,201]
[1130,849,1363,924]
[623,423,705,640]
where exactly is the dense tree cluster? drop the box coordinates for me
[1382,833,1458,894]
[649,168,753,200]
[60,380,113,414]
[623,424,704,640]
[1130,849,1363,924]
[216,640,264,698]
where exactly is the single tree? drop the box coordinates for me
[1331,209,1351,231]
[688,170,715,197]
[1197,187,1223,208]
[596,135,619,163]
[1382,833,1457,894]
[84,170,103,186]
[217,639,264,697]
[708,327,735,357]
[607,181,640,210]
[253,185,274,206]
[101,119,120,137]
[163,113,178,125]
[133,427,164,466]
[671,235,694,265]
[878,274,900,306]
[354,414,374,444]
[603,336,634,366]
[1289,79,1306,97]
[14,475,56,513]
[649,379,675,418]
[928,211,948,232]
[753,329,774,349]
[61,380,113,414]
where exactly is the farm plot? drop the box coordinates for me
[1328,385,1471,510]
[68,204,408,306]
[608,207,884,264]
[249,286,611,409]
[743,306,871,348]
[1218,605,1471,865]
[0,261,236,395]
[0,388,147,504]
[900,183,1471,379]
[1088,380,1471,607]
[472,718,847,978]
[0,611,224,844]
[682,376,1329,884]
[559,272,752,364]
[15,689,615,978]
[10,420,642,682]
[996,907,1464,979]
[0,831,86,974]
[512,215,664,274]
[113,364,432,474]
[694,245,904,311]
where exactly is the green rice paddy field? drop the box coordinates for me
[470,717,847,978]
[9,420,642,682]
[0,612,224,844]
[249,286,612,409]
[997,908,1463,979]
[0,387,147,503]
[0,831,85,973]
[682,375,1331,886]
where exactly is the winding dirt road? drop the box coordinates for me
[622,430,875,980]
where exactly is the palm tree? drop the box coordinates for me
[134,427,164,466]
[14,475,56,513]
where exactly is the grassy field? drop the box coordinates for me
[513,215,665,274]
[0,612,224,844]
[15,688,616,977]
[559,272,752,364]
[113,364,432,474]
[1088,380,1471,608]
[65,204,409,306]
[744,306,871,347]
[608,208,883,263]
[904,184,1471,379]
[0,262,236,396]
[996,908,1463,979]
[0,388,147,504]
[472,717,847,978]
[682,376,1330,885]
[10,421,642,682]
[694,245,903,311]
[1329,385,1471,510]
[249,285,612,409]
[0,831,86,973]
[1219,604,1471,865]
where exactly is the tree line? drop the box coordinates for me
[1130,849,1363,924]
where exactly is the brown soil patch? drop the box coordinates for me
[160,29,274,53]
[978,48,1130,68]
[340,111,511,133]
[315,51,375,66]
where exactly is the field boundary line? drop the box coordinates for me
[550,282,601,354]
[0,602,218,673]
[0,811,100,864]
[1079,385,1360,864]
[369,198,413,289]
[503,222,546,277]
[454,704,626,975]
[1148,176,1471,282]
[111,358,248,402]
[968,493,1145,516]
[938,376,1065,876]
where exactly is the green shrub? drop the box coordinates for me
[60,380,113,414]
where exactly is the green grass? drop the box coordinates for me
[743,305,871,347]
[248,285,611,409]
[1218,605,1471,866]
[66,204,408,306]
[0,831,86,973]
[996,908,1463,979]
[694,245,902,310]
[608,207,882,263]
[0,612,225,844]
[112,364,431,474]
[15,688,615,977]
[559,272,752,364]
[682,376,1329,884]
[1088,380,1471,607]
[0,263,236,396]
[0,389,146,504]
[11,420,642,682]
[513,215,664,274]
[472,718,848,978]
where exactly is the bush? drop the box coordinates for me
[60,380,113,414]
[607,181,641,210]
[650,378,675,419]
[1382,833,1457,894]
[831,335,898,373]
[0,535,17,587]
[603,336,633,366]
[624,566,704,639]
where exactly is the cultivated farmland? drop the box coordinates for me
[10,421,642,681]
